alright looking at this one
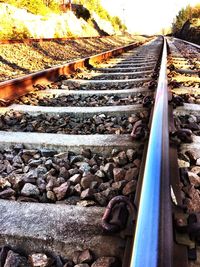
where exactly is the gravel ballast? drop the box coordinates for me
[168,40,200,219]
[0,146,143,206]
[0,246,121,267]
[0,110,149,134]
[58,80,153,91]
[13,92,152,107]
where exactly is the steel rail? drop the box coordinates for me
[130,37,172,266]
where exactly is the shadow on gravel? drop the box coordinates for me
[52,40,67,46]
[0,55,30,73]
[32,43,63,61]
[70,40,96,55]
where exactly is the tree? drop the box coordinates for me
[171,4,200,36]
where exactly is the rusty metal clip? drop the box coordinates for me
[142,95,153,108]
[188,213,200,243]
[57,74,70,81]
[0,99,10,107]
[33,84,46,91]
[174,211,200,260]
[102,196,136,233]
[171,95,184,107]
[148,80,157,90]
[170,128,193,143]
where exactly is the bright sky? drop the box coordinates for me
[101,0,200,34]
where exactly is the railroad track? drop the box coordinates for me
[0,35,199,266]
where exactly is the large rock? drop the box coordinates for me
[21,183,40,198]
[29,253,49,267]
[81,174,102,189]
[0,188,15,199]
[190,166,200,175]
[188,171,200,187]
[3,250,28,267]
[113,151,128,166]
[126,149,137,162]
[0,245,10,266]
[46,191,56,202]
[78,249,94,264]
[112,181,126,191]
[80,189,94,200]
[125,168,138,181]
[59,167,70,179]
[102,163,114,179]
[184,185,200,213]
[94,192,107,206]
[113,168,125,182]
[0,178,11,189]
[53,182,70,200]
[122,180,137,195]
[69,174,81,184]
[102,188,118,201]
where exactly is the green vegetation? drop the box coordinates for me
[74,0,127,31]
[1,0,60,15]
[1,0,127,32]
[111,16,127,32]
[0,0,127,40]
[0,17,31,39]
[172,4,200,36]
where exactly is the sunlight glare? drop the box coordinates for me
[101,0,200,34]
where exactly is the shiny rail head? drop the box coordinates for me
[130,37,172,267]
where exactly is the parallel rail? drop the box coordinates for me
[0,41,143,101]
